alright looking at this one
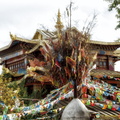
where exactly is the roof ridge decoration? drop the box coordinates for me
[25,40,52,54]
[25,43,40,54]
[0,33,40,52]
[10,33,39,44]
[10,32,17,41]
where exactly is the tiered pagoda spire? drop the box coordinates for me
[55,9,64,34]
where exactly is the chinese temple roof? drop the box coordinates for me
[89,40,120,46]
[0,30,56,53]
[113,49,120,57]
[32,29,56,39]
[91,69,120,78]
[0,29,120,53]
[0,33,39,52]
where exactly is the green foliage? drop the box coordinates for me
[29,87,47,99]
[8,78,28,99]
[105,0,120,29]
[0,67,12,82]
[1,73,12,82]
[114,38,120,42]
[24,85,48,105]
[0,77,19,114]
[18,78,28,98]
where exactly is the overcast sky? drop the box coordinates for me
[0,0,120,72]
[0,0,119,48]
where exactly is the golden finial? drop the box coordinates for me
[55,9,64,32]
[9,32,16,41]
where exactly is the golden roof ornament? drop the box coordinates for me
[10,32,16,41]
[55,9,64,33]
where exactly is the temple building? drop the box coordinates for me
[0,30,57,97]
[89,41,120,87]
[0,11,120,120]
[0,30,120,87]
[0,10,120,90]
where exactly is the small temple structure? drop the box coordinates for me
[89,41,120,87]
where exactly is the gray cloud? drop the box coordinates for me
[0,0,119,48]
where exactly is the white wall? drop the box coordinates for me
[114,61,120,71]
[0,65,2,74]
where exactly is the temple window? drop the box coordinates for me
[97,58,107,69]
[7,60,26,72]
[103,61,106,66]
[99,61,103,66]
